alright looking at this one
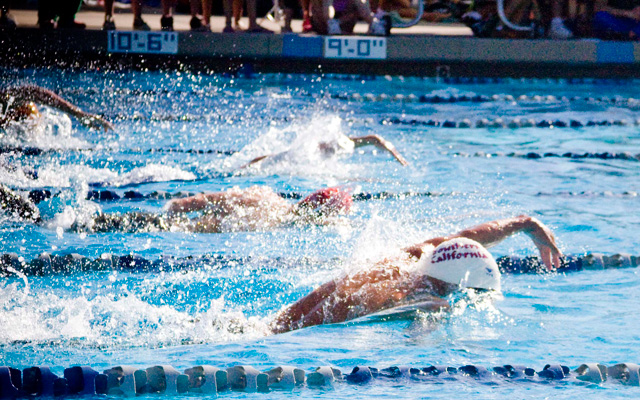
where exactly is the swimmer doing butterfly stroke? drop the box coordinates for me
[271,215,562,333]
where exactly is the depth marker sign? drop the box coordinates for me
[324,37,387,59]
[108,31,178,54]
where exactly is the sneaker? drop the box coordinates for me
[38,19,55,29]
[190,16,204,30]
[103,16,116,30]
[327,18,341,35]
[368,14,390,36]
[223,25,235,33]
[548,17,573,39]
[281,26,293,33]
[134,17,151,31]
[160,15,173,31]
[0,13,17,29]
[302,17,312,33]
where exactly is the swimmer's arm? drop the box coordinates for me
[166,192,234,214]
[350,135,409,166]
[270,279,339,334]
[166,193,211,214]
[239,154,273,169]
[271,269,449,334]
[404,215,562,270]
[271,268,400,333]
[8,85,113,131]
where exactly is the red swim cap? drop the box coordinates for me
[298,187,352,216]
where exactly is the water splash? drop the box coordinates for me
[0,272,271,349]
[1,109,88,150]
[221,114,361,181]
[97,164,197,187]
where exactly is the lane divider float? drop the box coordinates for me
[381,116,640,129]
[1,362,638,398]
[0,253,637,276]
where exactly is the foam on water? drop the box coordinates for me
[29,163,196,189]
[96,164,197,187]
[0,271,272,349]
[0,109,87,150]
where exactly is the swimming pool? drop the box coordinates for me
[1,68,640,398]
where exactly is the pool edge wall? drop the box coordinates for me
[2,28,640,78]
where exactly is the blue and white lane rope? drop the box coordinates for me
[0,362,638,397]
[0,252,637,276]
[18,187,639,208]
[329,91,640,106]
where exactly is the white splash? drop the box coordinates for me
[0,276,271,348]
[46,182,101,231]
[1,108,89,150]
[33,164,196,188]
[220,115,361,180]
[103,164,196,187]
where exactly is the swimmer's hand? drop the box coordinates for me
[522,216,562,270]
[351,135,409,166]
[80,113,114,131]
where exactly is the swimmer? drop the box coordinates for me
[271,215,562,333]
[0,85,113,131]
[244,134,409,168]
[0,184,41,223]
[0,185,352,233]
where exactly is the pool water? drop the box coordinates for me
[1,69,640,399]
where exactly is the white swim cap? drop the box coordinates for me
[318,134,355,157]
[418,238,501,291]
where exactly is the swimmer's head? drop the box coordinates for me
[317,135,355,158]
[417,237,501,292]
[295,187,353,219]
[10,102,40,121]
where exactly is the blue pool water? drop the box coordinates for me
[1,69,640,398]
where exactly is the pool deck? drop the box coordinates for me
[2,8,640,77]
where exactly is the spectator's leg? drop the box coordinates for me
[202,0,212,26]
[233,0,243,28]
[57,0,86,29]
[161,0,176,30]
[103,0,116,29]
[133,0,150,30]
[353,0,373,22]
[38,0,56,29]
[246,0,272,30]
[301,0,312,31]
[189,0,208,30]
[0,0,16,28]
[338,12,357,32]
[281,0,294,32]
[202,0,232,31]
[549,0,573,38]
[221,0,235,31]
[310,0,331,33]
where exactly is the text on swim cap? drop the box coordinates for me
[431,242,488,264]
